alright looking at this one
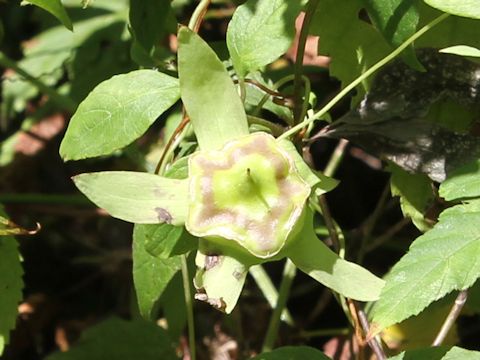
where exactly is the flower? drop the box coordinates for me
[186,132,311,259]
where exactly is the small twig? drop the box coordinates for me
[357,306,386,360]
[365,217,411,253]
[432,290,468,346]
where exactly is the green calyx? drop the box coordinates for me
[186,132,311,258]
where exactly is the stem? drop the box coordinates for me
[299,327,349,338]
[278,12,450,140]
[181,255,196,360]
[262,259,297,352]
[0,52,77,113]
[432,290,468,346]
[365,217,411,253]
[323,139,349,177]
[249,265,294,326]
[356,306,386,360]
[293,0,319,124]
[188,0,212,32]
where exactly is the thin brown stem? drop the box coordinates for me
[432,290,468,346]
[357,306,387,360]
[154,114,190,175]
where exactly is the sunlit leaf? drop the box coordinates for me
[177,27,249,151]
[369,202,480,335]
[227,0,302,78]
[22,0,73,30]
[424,0,480,19]
[289,210,385,302]
[60,70,179,160]
[390,346,480,360]
[440,159,480,201]
[73,172,189,225]
[440,45,480,57]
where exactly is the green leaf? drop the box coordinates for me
[362,0,422,69]
[160,273,187,339]
[440,45,480,57]
[310,0,391,96]
[60,70,179,160]
[288,210,385,302]
[226,0,302,78]
[73,172,189,225]
[177,27,249,151]
[0,235,23,356]
[143,223,196,258]
[424,0,480,19]
[129,0,176,66]
[22,0,73,30]
[370,203,480,334]
[46,317,178,360]
[389,163,434,232]
[251,346,332,360]
[133,225,182,319]
[440,159,480,201]
[390,346,480,360]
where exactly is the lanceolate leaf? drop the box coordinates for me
[133,225,182,319]
[73,172,188,225]
[440,45,480,57]
[60,70,180,160]
[46,317,177,360]
[424,0,480,19]
[369,203,480,335]
[0,236,23,356]
[177,27,249,151]
[288,211,385,302]
[22,0,73,30]
[226,0,302,78]
[439,159,480,201]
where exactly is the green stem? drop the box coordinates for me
[249,265,294,326]
[323,139,348,178]
[262,259,297,352]
[0,52,77,113]
[188,0,212,31]
[293,0,319,124]
[278,12,450,140]
[181,255,196,360]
